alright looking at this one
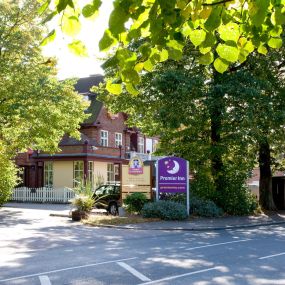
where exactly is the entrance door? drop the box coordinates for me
[272,177,285,210]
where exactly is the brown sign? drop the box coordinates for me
[121,165,152,199]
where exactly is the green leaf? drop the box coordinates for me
[257,44,268,55]
[271,8,285,25]
[93,0,102,10]
[109,6,128,35]
[82,4,96,18]
[99,30,117,51]
[268,37,282,48]
[214,57,229,73]
[126,83,139,96]
[218,23,240,43]
[121,69,140,84]
[106,81,122,95]
[40,29,56,46]
[159,49,169,62]
[62,16,81,36]
[57,0,74,13]
[189,29,206,47]
[216,43,239,63]
[249,0,270,27]
[143,59,154,71]
[38,0,50,15]
[42,11,57,24]
[199,52,214,65]
[68,40,88,56]
[204,6,222,32]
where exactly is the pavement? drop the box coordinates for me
[3,202,285,231]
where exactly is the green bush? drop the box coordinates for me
[0,158,18,206]
[123,192,148,214]
[72,195,94,212]
[190,196,223,217]
[216,186,258,216]
[142,200,188,220]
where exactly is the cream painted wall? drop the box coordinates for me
[53,161,74,189]
[94,161,108,187]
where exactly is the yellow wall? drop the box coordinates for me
[53,161,74,189]
[94,161,108,187]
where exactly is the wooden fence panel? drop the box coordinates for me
[11,187,75,203]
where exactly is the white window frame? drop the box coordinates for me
[100,130,108,147]
[107,163,115,183]
[153,139,158,152]
[44,161,53,188]
[87,161,94,187]
[115,132,122,147]
[138,136,145,153]
[73,161,84,187]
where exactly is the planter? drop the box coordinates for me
[71,210,89,221]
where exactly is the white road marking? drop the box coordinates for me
[185,239,251,250]
[259,252,285,260]
[39,275,52,285]
[137,267,219,285]
[0,257,137,283]
[117,262,151,282]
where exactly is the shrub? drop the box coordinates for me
[142,200,188,220]
[72,195,94,212]
[190,196,223,217]
[0,158,18,206]
[216,186,258,216]
[123,192,148,214]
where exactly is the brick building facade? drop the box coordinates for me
[15,75,158,190]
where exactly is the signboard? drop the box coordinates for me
[128,156,144,175]
[121,164,152,199]
[156,156,189,214]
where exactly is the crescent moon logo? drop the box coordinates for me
[166,160,180,175]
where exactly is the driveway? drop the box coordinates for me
[1,203,285,285]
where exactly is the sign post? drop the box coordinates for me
[156,157,190,215]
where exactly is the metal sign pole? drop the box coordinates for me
[186,161,190,216]
[156,161,159,201]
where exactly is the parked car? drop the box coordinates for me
[92,184,121,215]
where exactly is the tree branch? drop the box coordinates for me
[203,0,234,6]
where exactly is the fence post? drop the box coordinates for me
[63,188,67,203]
[23,187,27,202]
[43,187,46,203]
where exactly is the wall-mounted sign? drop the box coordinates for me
[128,156,144,175]
[156,156,190,215]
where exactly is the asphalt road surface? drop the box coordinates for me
[1,206,285,285]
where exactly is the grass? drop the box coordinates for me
[83,215,161,226]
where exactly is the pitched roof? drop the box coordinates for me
[59,133,97,146]
[74,75,104,125]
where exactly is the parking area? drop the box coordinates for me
[1,204,285,285]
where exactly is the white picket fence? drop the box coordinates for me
[11,187,75,203]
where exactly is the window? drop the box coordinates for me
[100,130,108,147]
[73,161,84,187]
[44,162,53,187]
[153,139,158,152]
[107,163,114,183]
[138,136,145,153]
[88,161,94,187]
[115,133,122,147]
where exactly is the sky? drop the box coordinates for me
[42,1,113,79]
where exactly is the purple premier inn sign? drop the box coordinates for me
[156,156,190,215]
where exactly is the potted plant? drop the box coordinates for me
[71,180,94,221]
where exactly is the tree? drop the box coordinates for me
[97,42,285,211]
[0,0,88,204]
[43,0,285,92]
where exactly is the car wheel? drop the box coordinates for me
[108,203,118,216]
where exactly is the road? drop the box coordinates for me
[0,206,285,285]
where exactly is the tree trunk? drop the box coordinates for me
[209,72,224,192]
[259,139,276,210]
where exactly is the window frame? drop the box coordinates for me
[138,136,145,153]
[44,161,53,188]
[100,130,108,147]
[73,161,84,188]
[115,132,122,147]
